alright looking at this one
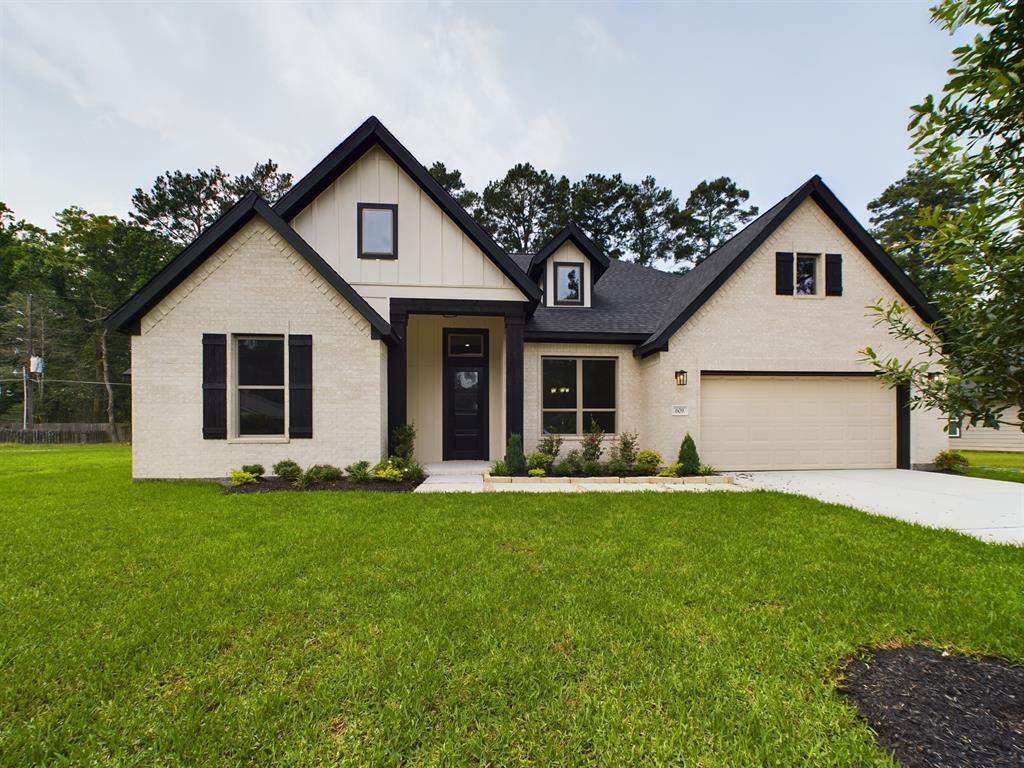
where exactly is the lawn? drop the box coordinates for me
[962,449,1024,484]
[1,446,1021,767]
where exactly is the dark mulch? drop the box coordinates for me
[223,477,422,494]
[840,646,1024,767]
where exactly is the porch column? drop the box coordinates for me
[387,309,408,451]
[504,312,524,441]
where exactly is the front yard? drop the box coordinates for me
[1,445,1021,766]
[962,449,1024,484]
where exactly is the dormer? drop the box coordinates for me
[529,222,611,308]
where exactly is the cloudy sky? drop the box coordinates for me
[1,2,964,231]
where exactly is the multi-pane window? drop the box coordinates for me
[795,253,818,295]
[541,357,616,434]
[554,262,583,305]
[236,336,285,436]
[358,203,397,258]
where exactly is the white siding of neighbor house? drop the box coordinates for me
[952,410,1024,452]
[131,218,387,479]
[543,242,592,308]
[638,197,948,468]
[290,146,525,318]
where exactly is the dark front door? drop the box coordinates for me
[443,329,489,460]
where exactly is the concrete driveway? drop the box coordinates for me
[733,469,1024,545]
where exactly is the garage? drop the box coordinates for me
[699,374,898,470]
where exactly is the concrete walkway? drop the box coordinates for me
[734,469,1024,545]
[415,461,489,493]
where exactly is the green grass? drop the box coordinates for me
[1,445,1022,767]
[962,449,1024,483]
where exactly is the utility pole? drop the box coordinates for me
[25,293,33,431]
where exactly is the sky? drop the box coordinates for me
[0,1,967,232]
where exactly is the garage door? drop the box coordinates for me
[699,375,896,470]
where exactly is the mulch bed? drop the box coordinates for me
[223,477,422,494]
[840,646,1024,767]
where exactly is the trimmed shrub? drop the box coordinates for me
[610,431,638,467]
[581,419,605,463]
[391,423,416,462]
[504,433,527,476]
[527,452,555,472]
[528,468,546,477]
[344,460,373,483]
[934,450,969,474]
[229,469,258,486]
[302,464,343,485]
[273,459,302,483]
[582,460,603,477]
[678,433,700,476]
[240,464,265,479]
[490,460,511,477]
[635,450,662,474]
[551,449,583,477]
[657,463,682,478]
[536,433,564,460]
[371,459,405,482]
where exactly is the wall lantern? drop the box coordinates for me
[674,370,688,386]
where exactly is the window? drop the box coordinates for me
[553,262,583,305]
[358,203,397,259]
[795,253,818,295]
[447,333,484,357]
[542,357,616,434]
[948,417,962,438]
[236,336,285,436]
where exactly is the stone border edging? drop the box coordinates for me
[484,474,734,486]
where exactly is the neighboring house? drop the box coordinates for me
[107,116,949,478]
[950,410,1024,452]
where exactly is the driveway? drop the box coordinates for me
[733,469,1024,545]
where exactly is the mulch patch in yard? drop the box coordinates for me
[223,477,422,494]
[840,646,1024,767]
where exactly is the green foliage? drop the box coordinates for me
[581,419,605,463]
[489,460,510,477]
[390,423,416,462]
[427,162,480,211]
[371,459,405,483]
[698,464,719,477]
[676,177,759,267]
[536,432,564,459]
[344,460,373,483]
[678,433,700,476]
[301,464,343,486]
[569,173,632,259]
[636,450,663,474]
[402,461,427,484]
[527,452,554,472]
[240,464,265,479]
[229,469,258,486]
[528,468,546,478]
[609,431,639,467]
[658,463,683,478]
[934,450,969,474]
[272,459,302,483]
[479,163,570,253]
[582,460,603,477]
[504,433,527,476]
[551,449,583,477]
[624,176,683,267]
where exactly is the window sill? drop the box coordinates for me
[227,436,290,445]
[358,253,398,260]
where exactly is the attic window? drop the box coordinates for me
[358,203,397,259]
[554,262,583,305]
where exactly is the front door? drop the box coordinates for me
[443,329,489,460]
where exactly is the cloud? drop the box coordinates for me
[573,15,625,63]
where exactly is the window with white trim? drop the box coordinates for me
[541,357,616,434]
[236,336,285,436]
[948,417,962,438]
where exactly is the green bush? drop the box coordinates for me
[934,450,969,474]
[635,450,662,474]
[240,464,265,479]
[229,469,258,486]
[610,431,638,467]
[403,461,427,483]
[391,423,416,462]
[550,449,582,477]
[698,464,719,476]
[371,459,405,482]
[581,419,605,463]
[302,464,344,485]
[582,460,603,477]
[536,433,564,459]
[272,459,302,483]
[504,433,527,476]
[344,460,373,483]
[490,460,511,477]
[528,468,546,477]
[604,458,631,477]
[527,452,554,472]
[657,463,682,478]
[678,433,700,476]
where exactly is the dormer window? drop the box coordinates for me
[554,262,583,305]
[358,203,397,259]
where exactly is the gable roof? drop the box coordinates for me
[274,116,541,304]
[634,174,941,356]
[105,193,394,341]
[528,221,611,283]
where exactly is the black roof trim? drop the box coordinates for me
[528,221,611,284]
[274,116,540,304]
[634,175,941,357]
[524,331,648,345]
[105,193,394,342]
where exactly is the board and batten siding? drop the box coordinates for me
[543,242,592,308]
[290,146,525,317]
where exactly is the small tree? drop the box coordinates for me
[678,433,700,476]
[504,433,527,475]
[391,423,416,462]
[581,418,605,463]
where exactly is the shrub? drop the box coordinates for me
[240,464,265,479]
[490,459,511,477]
[403,460,426,483]
[371,459,405,482]
[302,464,343,486]
[636,450,662,474]
[527,452,554,472]
[551,449,582,477]
[391,423,416,462]
[272,459,302,483]
[344,460,373,483]
[582,460,603,477]
[934,450,969,474]
[609,431,638,467]
[581,419,605,463]
[504,433,527,475]
[528,468,546,477]
[678,433,700,476]
[536,433,564,459]
[229,469,258,486]
[657,463,682,478]
[698,464,719,476]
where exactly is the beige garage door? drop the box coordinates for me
[700,375,896,470]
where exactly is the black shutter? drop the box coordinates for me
[202,334,226,439]
[775,252,794,295]
[289,335,313,439]
[825,253,843,296]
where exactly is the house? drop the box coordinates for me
[949,410,1024,452]
[107,116,949,478]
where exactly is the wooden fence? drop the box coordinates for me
[0,423,131,444]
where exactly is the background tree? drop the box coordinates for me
[868,161,976,305]
[131,160,292,246]
[676,177,759,267]
[569,174,632,259]
[478,163,570,253]
[623,176,683,267]
[427,161,480,211]
[863,0,1023,432]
